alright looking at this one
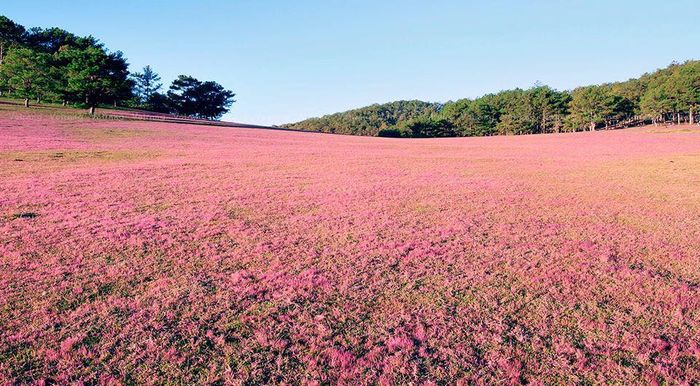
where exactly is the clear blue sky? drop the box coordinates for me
[4,0,699,125]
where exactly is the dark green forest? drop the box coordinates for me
[286,61,700,136]
[0,16,235,119]
[283,100,441,136]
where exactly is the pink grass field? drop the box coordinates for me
[2,111,700,384]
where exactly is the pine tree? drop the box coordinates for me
[132,65,162,105]
[59,46,111,114]
[0,47,51,107]
[0,16,26,65]
[566,86,615,131]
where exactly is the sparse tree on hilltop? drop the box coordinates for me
[167,75,235,120]
[132,65,162,106]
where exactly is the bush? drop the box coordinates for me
[398,116,458,138]
[377,128,408,137]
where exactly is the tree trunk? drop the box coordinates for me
[589,121,596,131]
[24,98,29,108]
[113,100,117,108]
[62,100,67,107]
[690,107,694,125]
[89,105,96,115]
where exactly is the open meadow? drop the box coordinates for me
[2,110,700,384]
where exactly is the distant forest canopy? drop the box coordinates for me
[286,60,700,137]
[284,100,442,137]
[0,15,235,119]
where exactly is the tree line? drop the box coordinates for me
[286,61,700,137]
[0,16,235,119]
[284,100,441,136]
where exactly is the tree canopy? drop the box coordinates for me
[132,65,162,105]
[285,100,441,136]
[0,47,50,106]
[59,46,113,113]
[0,15,235,119]
[166,75,236,120]
[288,61,700,137]
[0,16,25,64]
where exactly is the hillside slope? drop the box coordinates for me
[0,98,282,130]
[285,60,700,137]
[2,111,700,384]
[284,100,440,135]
